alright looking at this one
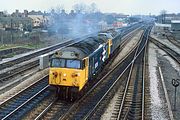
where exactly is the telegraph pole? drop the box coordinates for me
[0,30,3,44]
[10,18,13,44]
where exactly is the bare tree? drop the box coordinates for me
[89,3,98,13]
[3,10,8,16]
[55,4,64,14]
[73,3,87,13]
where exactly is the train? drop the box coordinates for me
[49,23,142,100]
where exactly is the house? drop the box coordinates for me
[171,20,180,40]
[28,15,49,28]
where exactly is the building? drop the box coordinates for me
[0,11,4,17]
[11,10,21,17]
[155,23,171,30]
[0,23,5,30]
[152,23,171,38]
[171,20,180,40]
[113,21,123,28]
[98,21,108,30]
[171,20,180,31]
[28,15,50,28]
[23,10,28,17]
[156,13,180,24]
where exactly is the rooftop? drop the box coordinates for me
[155,23,171,27]
[171,20,180,23]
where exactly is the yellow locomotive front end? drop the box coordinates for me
[49,58,88,91]
[50,68,81,89]
[49,50,89,100]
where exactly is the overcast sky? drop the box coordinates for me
[0,0,180,15]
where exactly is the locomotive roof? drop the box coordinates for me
[70,36,108,55]
[57,36,108,59]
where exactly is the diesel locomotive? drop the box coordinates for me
[49,24,142,100]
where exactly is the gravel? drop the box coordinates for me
[148,43,170,120]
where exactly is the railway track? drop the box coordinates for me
[120,28,142,47]
[0,76,51,120]
[115,26,151,120]
[59,25,152,120]
[114,43,146,119]
[143,42,152,119]
[32,99,73,120]
[166,34,180,48]
[0,59,39,83]
[149,36,180,64]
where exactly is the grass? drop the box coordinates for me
[0,44,20,50]
[0,41,45,51]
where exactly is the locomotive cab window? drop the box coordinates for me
[50,58,82,69]
[66,59,81,69]
[51,58,65,67]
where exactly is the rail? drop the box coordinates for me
[149,36,180,64]
[0,75,49,119]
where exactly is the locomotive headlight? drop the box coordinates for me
[63,73,67,77]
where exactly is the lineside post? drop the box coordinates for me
[172,79,179,111]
